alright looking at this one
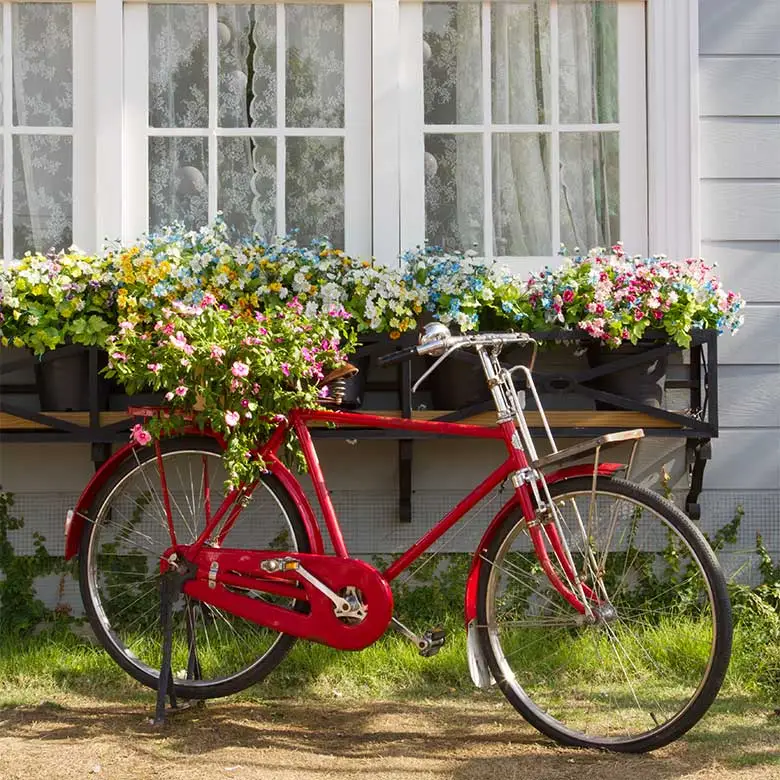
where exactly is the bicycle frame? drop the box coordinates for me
[65,340,627,650]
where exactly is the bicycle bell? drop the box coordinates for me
[419,321,451,357]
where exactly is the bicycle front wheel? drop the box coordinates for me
[476,476,732,752]
[79,436,310,699]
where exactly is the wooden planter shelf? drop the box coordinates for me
[0,329,719,520]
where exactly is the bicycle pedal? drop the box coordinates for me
[419,627,446,657]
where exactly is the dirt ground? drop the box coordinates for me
[2,696,780,780]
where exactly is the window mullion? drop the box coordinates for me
[276,2,285,236]
[73,2,96,253]
[208,3,217,222]
[550,0,560,255]
[3,3,12,262]
[481,1,492,260]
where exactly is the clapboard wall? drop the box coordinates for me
[699,0,780,579]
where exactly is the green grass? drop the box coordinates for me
[0,613,776,710]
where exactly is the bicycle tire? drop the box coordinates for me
[79,435,310,699]
[476,476,732,752]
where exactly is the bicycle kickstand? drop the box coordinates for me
[152,563,196,726]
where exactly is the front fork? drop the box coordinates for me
[476,344,598,616]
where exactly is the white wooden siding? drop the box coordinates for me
[701,241,780,302]
[698,0,780,574]
[700,0,780,56]
[700,58,780,117]
[700,119,780,179]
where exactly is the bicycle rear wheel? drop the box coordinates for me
[476,476,732,752]
[79,436,310,699]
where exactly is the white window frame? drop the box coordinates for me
[93,0,700,266]
[1,0,95,260]
[397,0,647,271]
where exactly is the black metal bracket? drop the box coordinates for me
[685,439,712,522]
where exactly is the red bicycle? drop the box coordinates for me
[65,325,732,753]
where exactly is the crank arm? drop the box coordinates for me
[262,557,351,614]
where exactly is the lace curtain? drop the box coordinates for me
[148,3,346,246]
[11,4,73,257]
[423,0,619,256]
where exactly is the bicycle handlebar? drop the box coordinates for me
[377,331,533,366]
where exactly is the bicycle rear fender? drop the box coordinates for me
[463,462,624,624]
[64,444,324,560]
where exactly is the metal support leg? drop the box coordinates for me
[685,439,711,521]
[152,562,196,726]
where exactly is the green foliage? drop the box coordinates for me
[0,251,117,354]
[104,296,357,488]
[0,491,74,636]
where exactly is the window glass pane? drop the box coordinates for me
[559,0,618,124]
[493,133,550,256]
[286,5,344,128]
[492,1,549,126]
[149,4,208,128]
[149,137,208,231]
[13,4,72,127]
[218,136,276,239]
[13,135,72,254]
[286,136,343,246]
[424,3,482,126]
[425,134,483,252]
[560,131,619,251]
[218,4,277,128]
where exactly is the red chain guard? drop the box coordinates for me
[182,549,394,651]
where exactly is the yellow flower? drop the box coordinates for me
[389,330,401,340]
[269,282,282,293]
[413,303,422,314]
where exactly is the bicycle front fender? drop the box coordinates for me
[64,443,324,560]
[463,462,624,624]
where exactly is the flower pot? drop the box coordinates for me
[586,343,667,411]
[427,356,490,409]
[35,346,109,412]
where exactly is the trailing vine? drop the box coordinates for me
[0,490,74,636]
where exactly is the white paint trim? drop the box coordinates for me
[123,3,149,242]
[688,0,700,256]
[344,3,372,257]
[617,0,647,255]
[550,0,560,255]
[94,0,122,248]
[275,2,285,235]
[3,3,12,262]
[207,3,217,221]
[647,0,697,259]
[375,0,402,265]
[480,1,492,258]
[73,3,96,253]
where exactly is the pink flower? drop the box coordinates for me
[241,398,249,408]
[272,414,287,424]
[162,323,175,336]
[562,289,574,304]
[210,345,225,361]
[252,383,261,394]
[224,410,240,427]
[170,332,194,355]
[230,378,241,392]
[231,361,250,378]
[202,292,217,306]
[280,363,290,377]
[634,309,645,321]
[165,391,175,401]
[147,363,162,373]
[175,385,188,397]
[111,351,127,363]
[119,321,134,331]
[130,424,152,446]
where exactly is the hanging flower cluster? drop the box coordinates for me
[106,294,356,487]
[510,245,745,348]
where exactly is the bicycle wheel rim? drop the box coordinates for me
[482,479,728,749]
[83,444,304,695]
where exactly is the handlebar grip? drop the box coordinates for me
[377,345,419,366]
